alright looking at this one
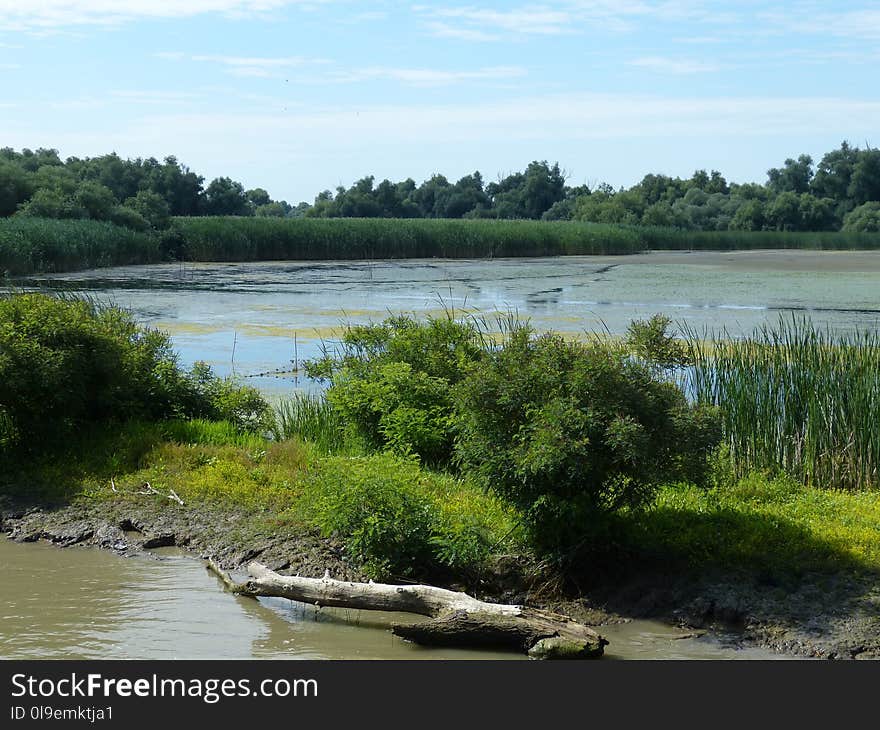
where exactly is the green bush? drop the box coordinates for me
[295,453,518,579]
[0,293,270,455]
[296,454,438,578]
[307,314,486,464]
[453,328,721,557]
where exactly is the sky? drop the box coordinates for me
[2,1,880,203]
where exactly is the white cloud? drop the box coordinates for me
[158,52,328,78]
[325,65,527,86]
[778,8,880,41]
[415,1,745,41]
[628,56,720,74]
[111,90,201,104]
[72,92,880,152]
[158,52,523,85]
[417,5,578,39]
[425,21,502,42]
[0,1,328,32]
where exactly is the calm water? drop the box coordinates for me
[30,251,880,398]
[0,538,788,660]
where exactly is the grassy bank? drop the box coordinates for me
[5,418,878,586]
[4,215,880,276]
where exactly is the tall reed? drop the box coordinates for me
[272,392,347,453]
[171,217,880,263]
[0,217,160,275]
[685,317,880,490]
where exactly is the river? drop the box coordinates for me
[0,538,789,660]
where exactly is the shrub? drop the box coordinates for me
[306,314,486,464]
[0,293,270,455]
[294,453,518,578]
[453,328,721,557]
[296,454,437,578]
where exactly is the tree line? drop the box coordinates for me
[2,143,879,233]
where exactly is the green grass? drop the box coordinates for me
[0,217,160,275]
[271,393,348,454]
[0,419,520,581]
[5,417,877,585]
[685,317,880,491]
[622,473,880,580]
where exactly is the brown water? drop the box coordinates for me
[0,538,790,660]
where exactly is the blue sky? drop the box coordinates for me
[2,1,880,203]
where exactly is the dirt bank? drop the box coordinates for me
[2,497,878,660]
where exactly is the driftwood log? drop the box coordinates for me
[208,560,606,659]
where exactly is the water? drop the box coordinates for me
[0,538,788,660]
[29,250,880,398]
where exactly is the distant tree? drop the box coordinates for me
[797,193,838,231]
[765,191,802,231]
[246,188,271,209]
[641,201,679,227]
[255,201,291,217]
[0,161,34,217]
[124,190,171,229]
[842,202,880,232]
[411,174,452,217]
[847,148,880,207]
[728,199,766,231]
[811,142,859,202]
[767,155,813,194]
[17,188,83,219]
[203,177,252,216]
[73,182,117,221]
[109,205,150,231]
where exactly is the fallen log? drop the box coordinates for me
[207,560,606,659]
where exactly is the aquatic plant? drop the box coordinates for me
[685,316,880,491]
[271,392,348,453]
[0,216,159,275]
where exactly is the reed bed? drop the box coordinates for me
[272,392,347,453]
[3,216,880,276]
[685,317,880,491]
[0,217,160,275]
[171,218,880,263]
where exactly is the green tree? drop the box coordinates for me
[767,155,813,194]
[847,148,880,207]
[74,182,117,221]
[842,202,880,232]
[203,176,252,216]
[124,190,171,229]
[0,161,34,217]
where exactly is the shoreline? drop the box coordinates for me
[25,248,880,283]
[3,497,877,660]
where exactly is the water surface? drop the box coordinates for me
[0,538,787,660]
[30,251,880,398]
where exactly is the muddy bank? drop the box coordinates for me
[2,497,877,660]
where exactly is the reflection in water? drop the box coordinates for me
[0,539,790,660]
